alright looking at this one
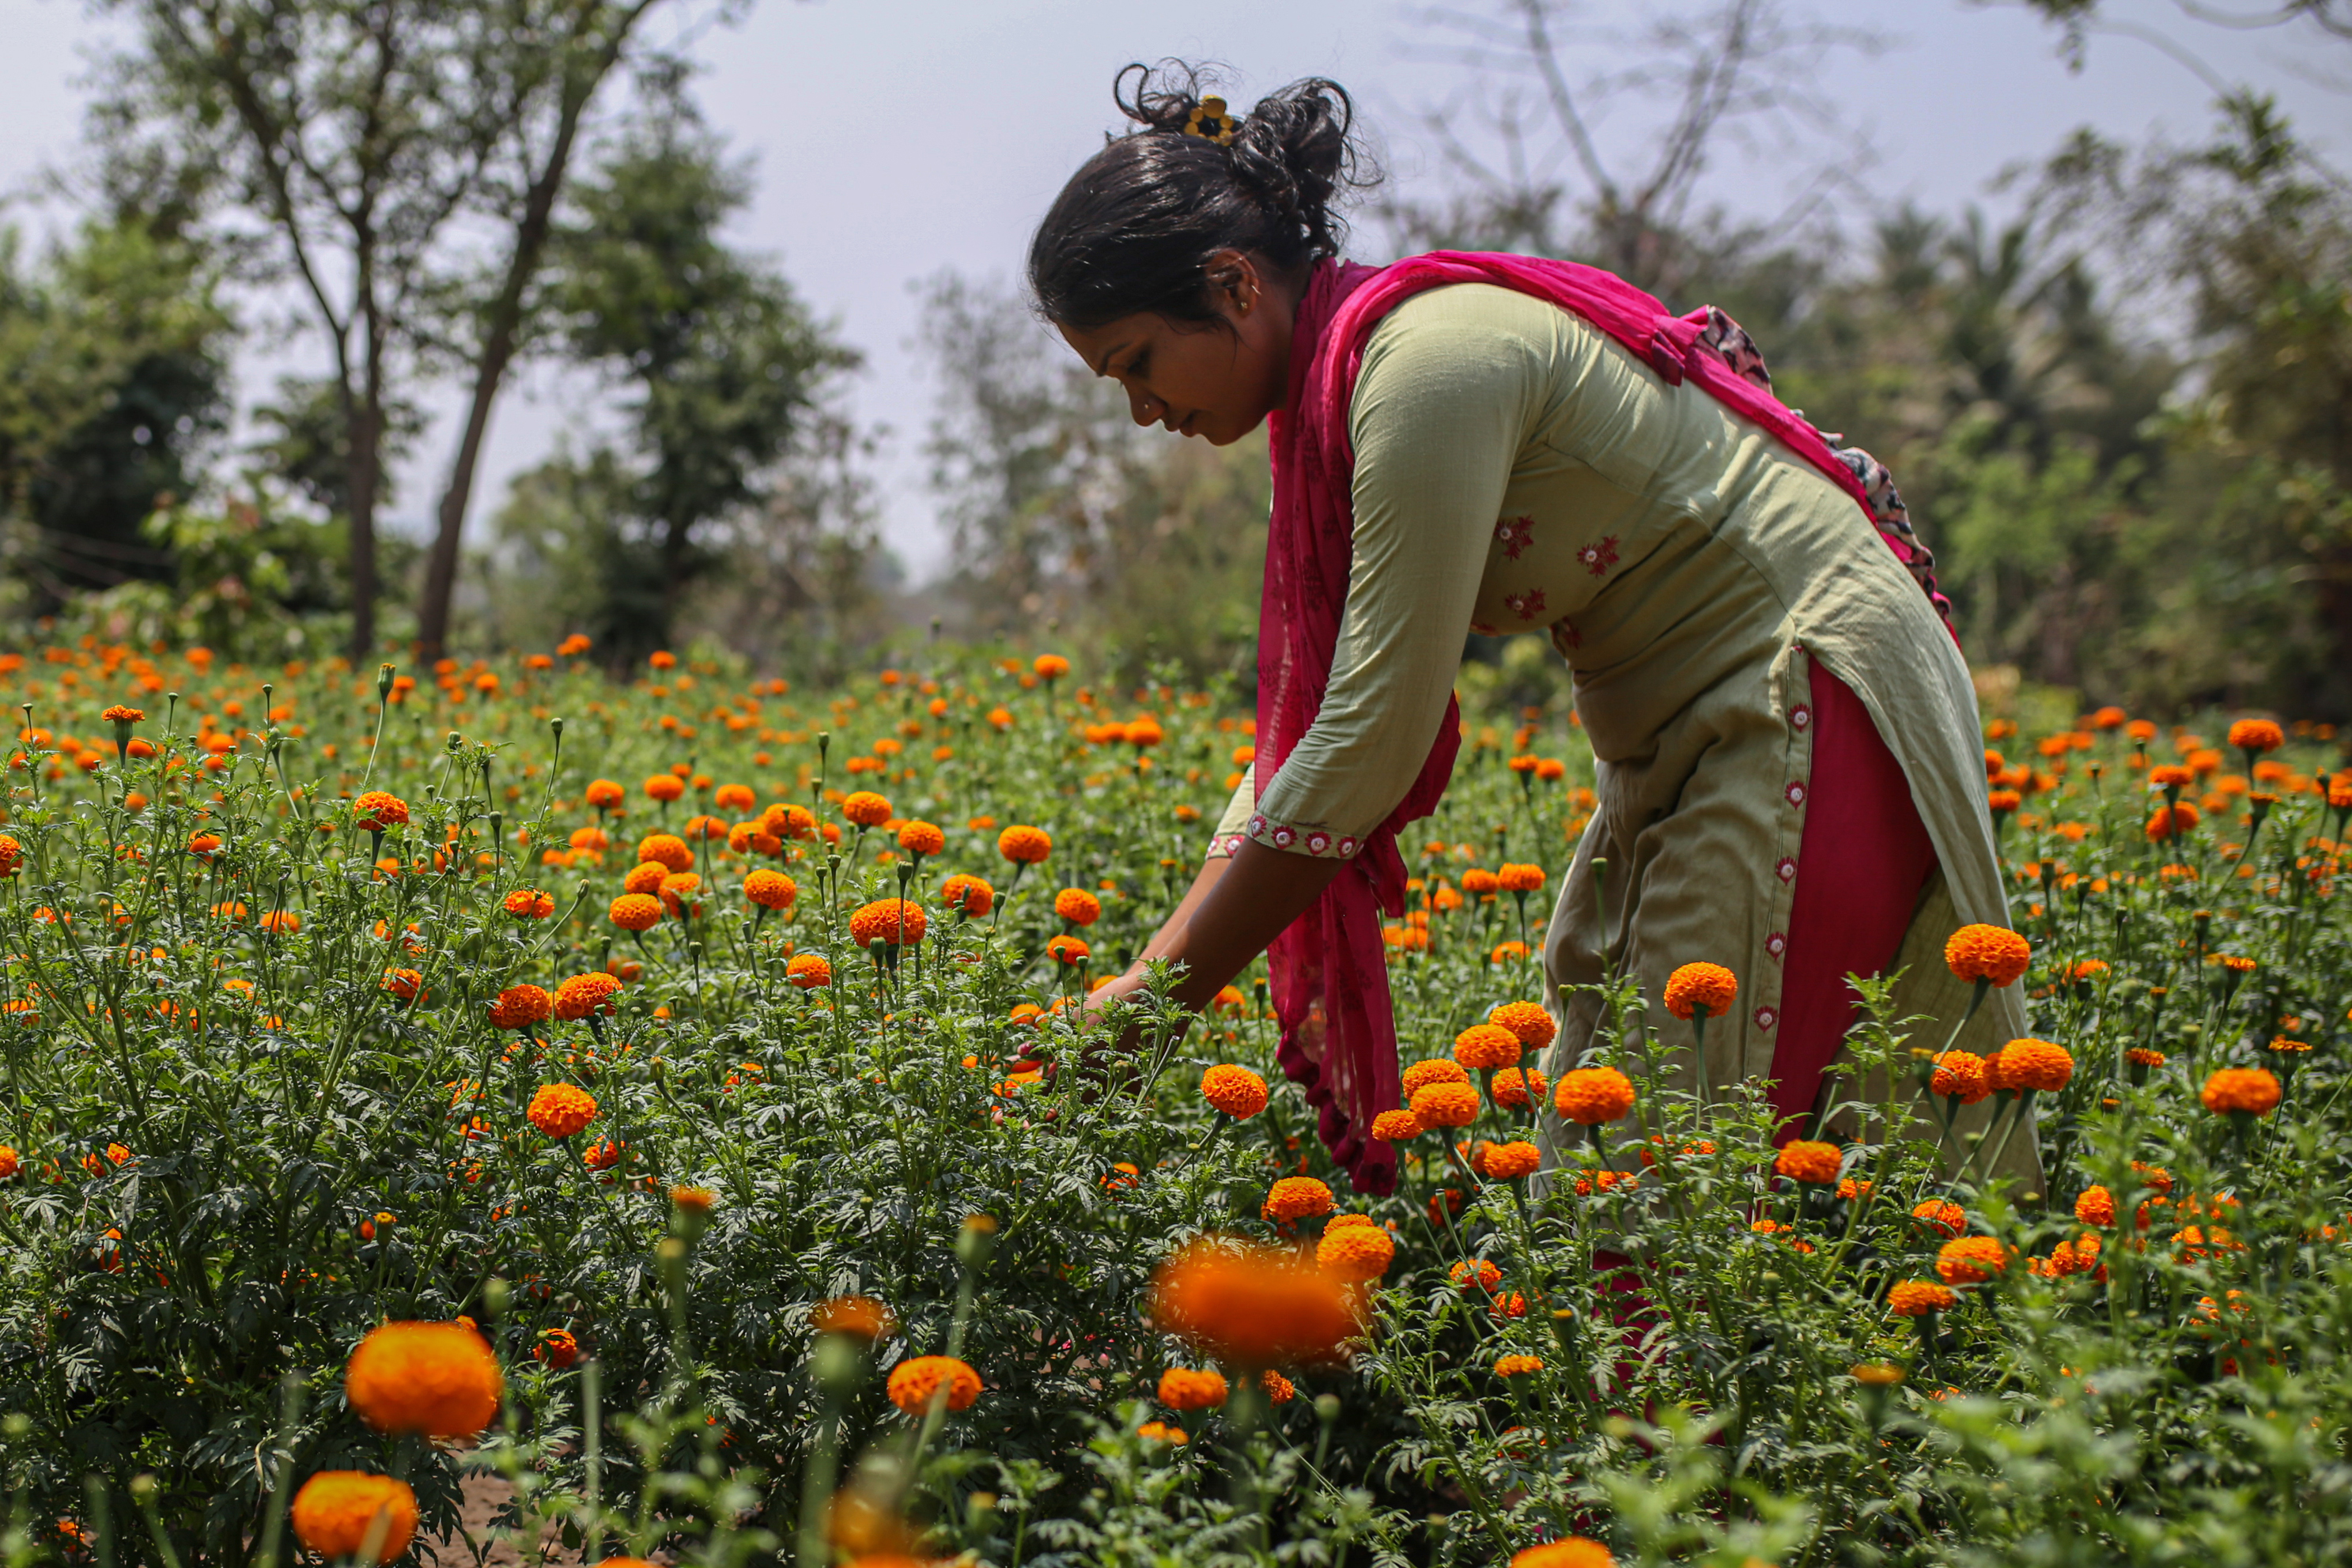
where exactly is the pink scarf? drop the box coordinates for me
[1258,250,1933,1194]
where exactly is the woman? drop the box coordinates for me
[1046,68,2025,1195]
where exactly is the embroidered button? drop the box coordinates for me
[1306,832,1330,856]
[1790,704,1812,731]
[1504,588,1548,622]
[1337,837,1359,857]
[1578,536,1620,576]
[1249,814,1267,836]
[1784,780,1808,808]
[1775,856,1797,884]
[1765,931,1787,959]
[1272,827,1295,848]
[1754,1005,1779,1031]
[1494,515,1534,560]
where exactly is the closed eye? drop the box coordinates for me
[1122,351,1150,382]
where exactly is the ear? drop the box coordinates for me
[1202,248,1260,315]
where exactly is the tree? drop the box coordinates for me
[93,0,716,660]
[485,117,868,669]
[1385,0,1882,297]
[0,217,230,611]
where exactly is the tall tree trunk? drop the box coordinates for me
[416,3,663,659]
[342,357,384,663]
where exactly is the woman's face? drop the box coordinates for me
[1056,250,1297,447]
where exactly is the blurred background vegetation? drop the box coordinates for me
[2,0,2346,715]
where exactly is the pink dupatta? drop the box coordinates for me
[1258,250,1935,1194]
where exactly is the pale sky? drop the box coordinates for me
[2,0,2346,580]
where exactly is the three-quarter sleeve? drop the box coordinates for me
[1248,286,1551,858]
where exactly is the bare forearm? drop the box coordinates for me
[1138,856,1230,962]
[1152,839,1344,1010]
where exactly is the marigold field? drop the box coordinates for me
[3,641,2350,1568]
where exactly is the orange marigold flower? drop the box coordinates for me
[658,871,702,918]
[642,774,685,803]
[1944,924,2031,986]
[1511,1541,1614,1568]
[2146,803,2200,840]
[100,704,146,724]
[2065,1185,2114,1228]
[2201,1067,2281,1116]
[1494,1355,1545,1378]
[1553,1066,1635,1125]
[743,868,796,910]
[670,1185,716,1213]
[997,824,1052,864]
[1034,653,1071,679]
[2044,1234,2102,1277]
[1453,1022,1522,1071]
[1136,1419,1188,1445]
[1930,1050,1991,1103]
[1775,1139,1843,1185]
[1662,962,1738,1020]
[1912,1200,1968,1238]
[553,972,622,1020]
[842,790,893,827]
[849,898,927,948]
[1994,1037,2074,1094]
[2126,1047,2165,1068]
[1053,887,1102,925]
[1935,1236,2009,1284]
[1461,868,1499,896]
[1483,1140,1542,1179]
[2227,718,2284,754]
[527,1082,597,1138]
[1887,1280,1956,1317]
[1449,1258,1503,1293]
[1489,1066,1549,1108]
[290,1473,418,1563]
[1401,1057,1469,1097]
[584,779,625,809]
[1262,1176,1335,1223]
[1156,1366,1227,1410]
[381,968,425,1004]
[609,892,664,932]
[940,873,994,916]
[1201,1064,1269,1119]
[1046,934,1090,965]
[1370,1109,1424,1142]
[489,984,551,1031]
[813,1295,894,1339]
[535,1328,579,1368]
[346,1322,503,1438]
[1496,862,1545,893]
[1151,1238,1366,1366]
[1487,999,1556,1049]
[583,1138,626,1171]
[1836,1177,1874,1201]
[896,819,945,857]
[885,1355,981,1415]
[503,888,555,920]
[1410,1080,1481,1128]
[354,791,410,830]
[1261,1369,1295,1403]
[1315,1221,1396,1281]
[786,953,832,988]
[635,833,692,872]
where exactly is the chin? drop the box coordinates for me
[1200,414,1266,448]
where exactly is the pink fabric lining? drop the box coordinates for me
[1260,251,1943,1195]
[1766,663,1939,1139]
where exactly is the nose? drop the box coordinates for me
[1126,387,1162,428]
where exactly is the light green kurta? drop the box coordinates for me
[1211,284,2032,1176]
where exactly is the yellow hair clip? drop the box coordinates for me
[1182,96,1239,147]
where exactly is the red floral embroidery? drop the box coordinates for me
[1775,856,1798,884]
[1753,1005,1779,1031]
[1504,588,1548,622]
[1551,621,1582,652]
[1578,536,1620,576]
[1765,931,1787,959]
[1784,780,1808,808]
[1494,515,1534,560]
[1790,704,1812,731]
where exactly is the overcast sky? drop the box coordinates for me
[2,0,2346,580]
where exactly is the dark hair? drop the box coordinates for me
[1027,62,1376,331]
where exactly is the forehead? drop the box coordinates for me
[1057,312,1167,368]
